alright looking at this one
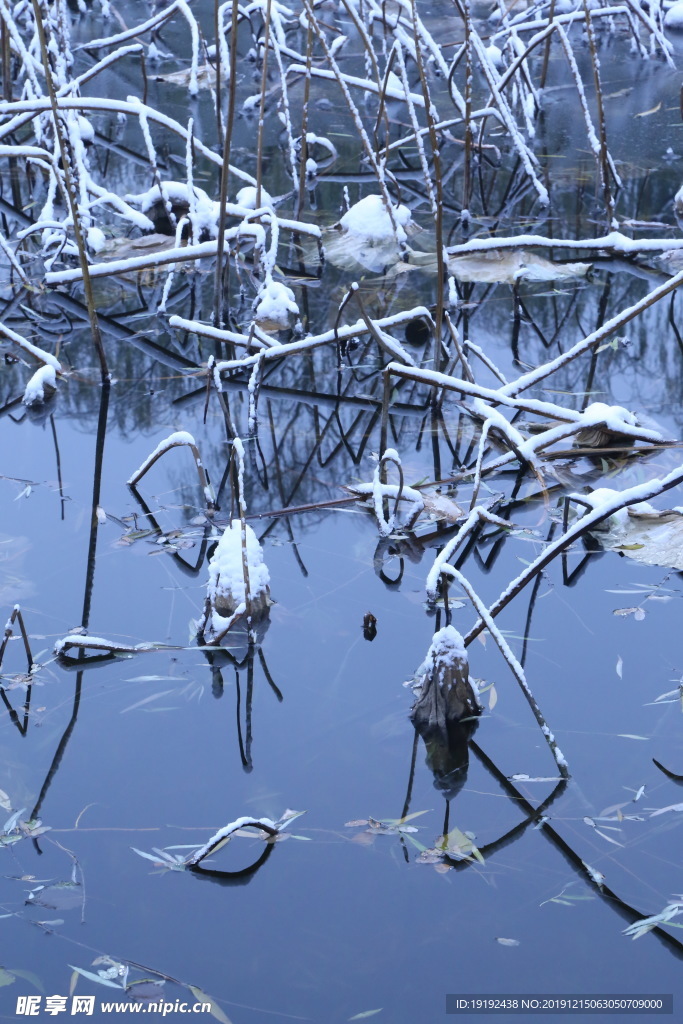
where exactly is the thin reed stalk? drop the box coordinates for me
[213,0,241,327]
[29,0,109,381]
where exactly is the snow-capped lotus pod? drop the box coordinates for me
[23,365,57,408]
[336,194,415,244]
[207,520,271,623]
[410,626,481,733]
[574,402,639,449]
[253,281,299,331]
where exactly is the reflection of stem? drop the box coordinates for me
[400,730,420,821]
[266,401,308,576]
[81,382,110,629]
[235,670,249,769]
[258,648,283,702]
[31,672,82,824]
[245,648,254,772]
[31,382,109,824]
[0,605,34,736]
[519,523,554,669]
[470,741,683,959]
[49,414,66,521]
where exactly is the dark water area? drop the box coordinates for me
[2,1,683,1021]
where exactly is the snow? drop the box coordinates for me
[208,520,270,621]
[581,402,637,430]
[352,481,423,503]
[427,625,468,666]
[87,227,106,253]
[339,194,413,243]
[77,115,94,143]
[577,487,656,531]
[665,2,683,28]
[23,364,56,406]
[54,635,152,653]
[236,185,274,209]
[207,307,431,375]
[413,625,479,703]
[472,398,527,451]
[449,230,683,258]
[186,816,277,866]
[583,862,606,887]
[46,238,225,284]
[233,437,246,512]
[485,43,504,69]
[286,64,426,107]
[254,280,299,329]
[125,180,220,236]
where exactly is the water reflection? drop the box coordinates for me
[3,0,683,1017]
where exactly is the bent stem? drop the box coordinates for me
[445,566,570,779]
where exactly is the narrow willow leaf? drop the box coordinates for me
[68,966,123,989]
[594,829,624,847]
[188,986,232,1024]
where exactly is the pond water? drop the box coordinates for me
[2,0,683,1021]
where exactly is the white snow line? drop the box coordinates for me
[127,431,214,507]
[77,1,184,49]
[196,308,433,373]
[0,320,62,371]
[286,63,425,107]
[0,97,256,183]
[45,238,227,283]
[185,816,278,867]
[170,316,265,350]
[500,265,683,398]
[465,466,683,646]
[447,232,683,257]
[445,566,569,776]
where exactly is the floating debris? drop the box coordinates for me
[448,249,591,285]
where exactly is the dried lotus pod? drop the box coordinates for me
[574,425,636,449]
[574,402,639,450]
[410,626,481,735]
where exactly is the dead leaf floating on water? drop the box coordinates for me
[447,249,591,285]
[154,64,217,90]
[587,497,683,571]
[613,606,646,620]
